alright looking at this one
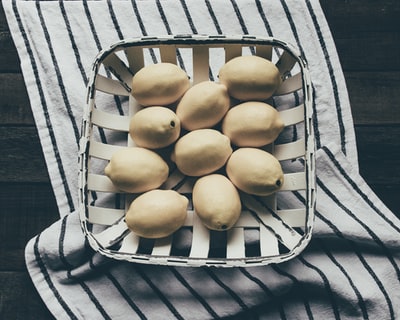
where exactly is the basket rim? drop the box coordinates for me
[79,34,316,268]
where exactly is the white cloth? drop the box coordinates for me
[3,0,400,319]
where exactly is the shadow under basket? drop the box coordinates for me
[78,35,316,267]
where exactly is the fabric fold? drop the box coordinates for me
[25,145,400,319]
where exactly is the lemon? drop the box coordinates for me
[131,62,190,106]
[125,189,188,238]
[226,148,284,196]
[192,174,241,231]
[176,81,230,130]
[218,55,282,101]
[171,129,232,177]
[222,101,284,147]
[129,106,181,149]
[104,147,169,193]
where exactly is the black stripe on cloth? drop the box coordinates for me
[316,239,369,319]
[107,0,124,41]
[254,0,272,36]
[177,0,214,80]
[134,264,185,320]
[59,0,88,85]
[59,215,74,270]
[293,189,394,319]
[33,233,79,320]
[239,268,287,319]
[105,271,148,320]
[322,146,400,233]
[316,208,395,319]
[82,0,124,115]
[229,0,255,55]
[205,0,222,34]
[311,83,322,149]
[36,1,80,145]
[11,0,75,213]
[169,267,221,319]
[178,0,198,34]
[58,215,112,320]
[271,264,314,319]
[155,0,186,71]
[297,256,341,319]
[82,239,148,319]
[316,173,400,282]
[33,233,78,319]
[304,0,347,155]
[292,188,396,319]
[229,0,248,34]
[130,0,157,63]
[203,268,253,316]
[278,0,304,57]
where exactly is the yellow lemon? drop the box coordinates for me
[226,148,284,196]
[192,174,241,231]
[104,147,169,193]
[176,81,230,130]
[131,63,190,106]
[218,55,282,101]
[129,106,181,149]
[125,189,188,239]
[171,129,232,176]
[222,101,284,147]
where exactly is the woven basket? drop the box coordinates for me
[78,35,316,267]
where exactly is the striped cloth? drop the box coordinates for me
[4,0,400,319]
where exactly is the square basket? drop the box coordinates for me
[78,35,316,267]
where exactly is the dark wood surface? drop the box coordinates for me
[1,1,399,319]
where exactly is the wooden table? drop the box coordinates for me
[1,1,399,319]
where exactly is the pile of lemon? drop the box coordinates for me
[105,55,285,238]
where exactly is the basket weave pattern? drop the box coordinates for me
[78,35,315,267]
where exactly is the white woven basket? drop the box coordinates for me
[78,35,316,267]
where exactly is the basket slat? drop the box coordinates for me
[279,104,305,126]
[255,45,273,60]
[88,206,125,225]
[260,227,280,256]
[276,208,306,227]
[189,213,211,259]
[91,109,130,131]
[273,139,305,161]
[281,172,307,191]
[93,217,130,248]
[275,72,302,95]
[87,173,118,192]
[125,46,144,74]
[118,232,140,253]
[226,228,246,259]
[275,50,298,76]
[152,236,173,256]
[224,44,242,62]
[103,53,133,89]
[192,46,210,84]
[89,141,124,160]
[95,74,130,96]
[160,45,177,64]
